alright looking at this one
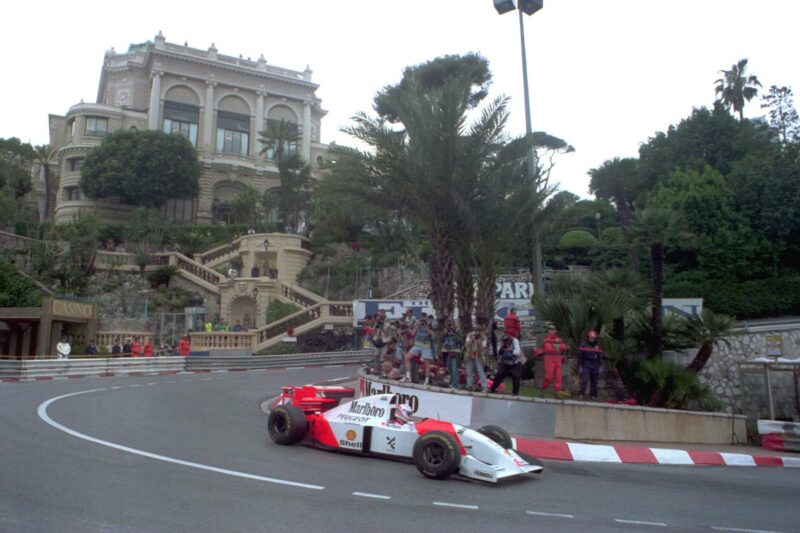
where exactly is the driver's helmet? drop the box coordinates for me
[394,403,414,424]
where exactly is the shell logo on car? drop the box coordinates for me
[346,430,357,441]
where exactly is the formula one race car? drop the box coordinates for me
[267,385,543,482]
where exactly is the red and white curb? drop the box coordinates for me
[513,437,800,468]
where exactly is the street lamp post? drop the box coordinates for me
[493,0,545,297]
[262,239,270,275]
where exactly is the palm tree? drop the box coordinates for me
[715,58,762,121]
[680,308,737,374]
[588,157,643,272]
[629,207,690,357]
[33,144,56,220]
[329,57,518,321]
[586,267,650,342]
[258,119,311,229]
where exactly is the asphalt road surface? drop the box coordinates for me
[1,368,797,533]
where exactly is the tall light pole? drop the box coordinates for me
[493,0,546,298]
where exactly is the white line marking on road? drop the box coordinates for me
[183,379,194,382]
[53,377,67,380]
[712,527,785,533]
[211,370,227,373]
[614,519,667,527]
[129,384,141,387]
[37,390,325,491]
[325,377,354,384]
[352,491,391,500]
[165,381,176,384]
[111,386,122,390]
[323,365,344,368]
[147,382,158,386]
[200,378,212,381]
[433,502,478,510]
[526,511,574,519]
[285,366,305,370]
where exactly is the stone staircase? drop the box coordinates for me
[92,233,351,354]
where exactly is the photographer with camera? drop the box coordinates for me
[402,312,436,384]
[490,334,524,395]
[463,329,488,392]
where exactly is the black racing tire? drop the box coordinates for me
[268,404,308,445]
[412,431,461,480]
[477,424,513,449]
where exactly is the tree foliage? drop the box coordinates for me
[714,58,762,121]
[0,260,42,307]
[0,137,34,199]
[80,129,200,207]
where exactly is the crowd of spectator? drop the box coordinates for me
[362,307,601,398]
[362,307,529,393]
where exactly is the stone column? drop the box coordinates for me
[203,81,217,151]
[302,100,311,161]
[255,91,265,159]
[147,73,162,130]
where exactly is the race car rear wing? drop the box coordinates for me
[278,385,355,413]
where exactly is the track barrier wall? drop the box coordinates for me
[357,372,747,445]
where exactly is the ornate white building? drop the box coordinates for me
[45,32,329,224]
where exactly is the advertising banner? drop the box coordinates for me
[358,376,473,425]
[353,299,434,326]
[494,280,535,321]
[662,298,703,318]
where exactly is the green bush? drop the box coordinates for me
[0,260,42,307]
[666,273,800,319]
[618,357,712,410]
[147,265,179,288]
[266,300,301,324]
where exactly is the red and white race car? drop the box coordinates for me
[267,385,543,482]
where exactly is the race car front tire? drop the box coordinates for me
[412,431,461,480]
[477,425,513,449]
[268,404,308,445]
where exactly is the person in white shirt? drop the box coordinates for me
[56,336,71,360]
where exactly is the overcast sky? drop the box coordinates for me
[3,0,798,197]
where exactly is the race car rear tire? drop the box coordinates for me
[268,404,307,445]
[477,425,513,449]
[412,431,461,480]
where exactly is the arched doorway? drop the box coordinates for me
[212,181,248,225]
[229,295,256,329]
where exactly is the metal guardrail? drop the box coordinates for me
[186,350,373,371]
[0,357,185,380]
[0,351,372,380]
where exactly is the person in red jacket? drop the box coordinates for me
[535,324,569,396]
[130,338,142,358]
[503,308,521,340]
[178,335,191,357]
[143,337,154,357]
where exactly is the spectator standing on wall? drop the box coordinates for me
[463,329,488,392]
[578,330,604,400]
[143,337,154,357]
[56,336,71,360]
[85,339,98,356]
[441,321,462,389]
[179,335,191,357]
[112,339,122,357]
[503,308,521,340]
[490,320,499,359]
[535,324,569,397]
[402,313,435,385]
[490,335,523,395]
[131,337,142,358]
